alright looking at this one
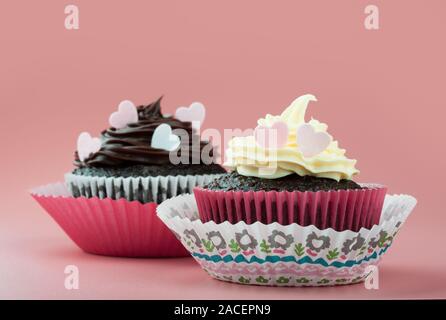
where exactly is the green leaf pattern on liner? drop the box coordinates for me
[276,276,290,284]
[294,243,305,256]
[260,240,272,253]
[238,276,251,284]
[201,239,214,252]
[296,277,310,284]
[255,276,270,284]
[228,239,241,253]
[326,248,339,260]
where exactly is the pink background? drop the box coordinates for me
[1,0,446,299]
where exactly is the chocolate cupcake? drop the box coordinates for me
[204,171,363,192]
[66,97,225,203]
[194,94,386,231]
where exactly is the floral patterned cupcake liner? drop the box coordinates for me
[156,193,416,286]
[199,260,379,286]
[65,173,221,204]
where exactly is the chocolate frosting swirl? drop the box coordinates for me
[74,97,216,167]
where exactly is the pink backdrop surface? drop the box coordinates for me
[1,0,446,299]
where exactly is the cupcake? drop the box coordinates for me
[194,94,386,231]
[31,97,225,257]
[156,93,416,287]
[65,97,225,203]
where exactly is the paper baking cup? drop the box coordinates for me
[194,184,387,232]
[157,193,416,286]
[30,183,189,257]
[65,173,221,204]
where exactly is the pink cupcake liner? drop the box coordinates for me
[31,183,189,257]
[193,184,387,232]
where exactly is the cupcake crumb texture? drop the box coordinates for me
[203,171,362,192]
[73,163,226,178]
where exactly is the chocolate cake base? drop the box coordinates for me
[203,171,362,192]
[73,163,226,178]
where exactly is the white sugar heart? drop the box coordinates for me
[254,121,289,149]
[311,239,324,249]
[175,102,206,128]
[151,124,181,151]
[109,100,138,129]
[77,132,101,162]
[297,123,331,157]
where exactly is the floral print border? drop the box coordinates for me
[180,226,397,265]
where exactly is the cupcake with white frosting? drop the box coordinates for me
[194,94,386,231]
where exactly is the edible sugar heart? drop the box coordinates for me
[77,132,101,162]
[297,123,331,157]
[151,124,181,151]
[254,121,289,149]
[109,100,138,129]
[175,102,206,128]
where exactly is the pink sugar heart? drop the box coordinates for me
[109,100,138,129]
[175,102,206,128]
[254,121,289,149]
[297,123,331,157]
[77,132,101,162]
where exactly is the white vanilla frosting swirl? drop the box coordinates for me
[224,94,359,181]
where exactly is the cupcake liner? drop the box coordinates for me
[156,193,416,286]
[31,183,189,257]
[199,261,379,286]
[65,173,222,204]
[193,184,387,232]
